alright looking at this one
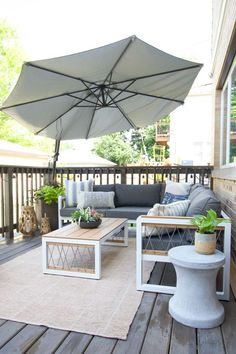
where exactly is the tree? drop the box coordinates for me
[94,133,137,166]
[0,20,55,153]
[130,124,156,161]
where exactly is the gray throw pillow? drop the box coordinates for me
[77,191,115,209]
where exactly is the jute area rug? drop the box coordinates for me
[0,239,153,339]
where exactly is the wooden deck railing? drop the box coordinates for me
[0,164,213,240]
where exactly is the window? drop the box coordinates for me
[221,55,236,166]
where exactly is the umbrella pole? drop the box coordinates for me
[52,138,61,183]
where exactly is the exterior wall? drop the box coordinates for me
[211,0,236,261]
[213,179,236,261]
[169,88,213,165]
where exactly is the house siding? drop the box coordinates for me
[212,0,236,262]
[213,178,236,261]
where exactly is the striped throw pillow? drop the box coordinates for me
[65,179,93,207]
[146,199,190,235]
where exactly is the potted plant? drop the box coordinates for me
[192,209,229,254]
[34,183,65,231]
[71,207,102,228]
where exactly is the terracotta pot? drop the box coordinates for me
[194,232,216,255]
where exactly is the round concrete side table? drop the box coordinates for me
[168,245,225,329]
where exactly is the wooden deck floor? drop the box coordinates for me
[0,237,235,354]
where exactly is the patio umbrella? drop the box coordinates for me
[1,35,202,174]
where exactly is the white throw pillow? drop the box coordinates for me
[77,191,115,209]
[162,180,191,204]
[146,199,190,235]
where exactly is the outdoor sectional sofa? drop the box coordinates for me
[58,182,221,228]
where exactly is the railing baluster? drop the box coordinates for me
[0,164,213,239]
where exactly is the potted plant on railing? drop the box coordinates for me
[192,209,230,255]
[34,183,65,231]
[71,207,102,229]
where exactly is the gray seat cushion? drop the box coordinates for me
[60,206,149,220]
[115,183,165,207]
[60,207,77,218]
[103,206,150,219]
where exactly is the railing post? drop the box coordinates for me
[120,168,126,184]
[4,168,14,240]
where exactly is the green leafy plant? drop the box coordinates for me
[71,207,102,223]
[34,184,65,205]
[192,209,229,234]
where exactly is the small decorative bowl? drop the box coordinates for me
[79,220,102,229]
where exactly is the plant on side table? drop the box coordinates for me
[71,207,102,229]
[34,183,65,231]
[192,209,230,255]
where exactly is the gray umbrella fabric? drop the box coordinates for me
[1,36,202,140]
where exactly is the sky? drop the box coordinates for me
[1,0,212,63]
[0,0,212,150]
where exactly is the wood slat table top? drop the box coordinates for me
[42,218,127,241]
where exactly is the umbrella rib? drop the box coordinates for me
[80,80,103,105]
[85,98,100,139]
[104,35,136,84]
[26,62,94,85]
[35,90,97,134]
[106,92,137,129]
[107,64,202,86]
[1,88,93,110]
[106,79,136,105]
[110,87,184,104]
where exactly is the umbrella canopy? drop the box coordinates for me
[1,36,202,141]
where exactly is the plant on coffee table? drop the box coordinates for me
[71,207,102,228]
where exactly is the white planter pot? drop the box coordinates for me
[194,232,216,255]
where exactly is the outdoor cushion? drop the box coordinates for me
[146,200,190,235]
[186,189,221,216]
[115,183,164,207]
[65,179,93,207]
[162,180,191,204]
[188,184,206,201]
[77,191,115,209]
[93,184,115,192]
[148,199,190,217]
[104,206,150,219]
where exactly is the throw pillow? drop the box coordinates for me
[146,199,190,236]
[77,191,115,209]
[65,179,93,207]
[162,180,191,204]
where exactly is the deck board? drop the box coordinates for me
[0,236,235,353]
[169,320,196,354]
[25,328,69,354]
[55,332,93,354]
[197,327,225,354]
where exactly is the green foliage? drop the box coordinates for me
[71,207,102,223]
[192,209,229,234]
[34,184,65,205]
[94,133,137,166]
[0,20,23,104]
[0,20,55,153]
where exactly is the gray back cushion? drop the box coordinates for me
[186,189,221,216]
[93,184,115,192]
[188,184,206,202]
[115,183,165,207]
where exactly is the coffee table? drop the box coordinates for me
[42,218,128,279]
